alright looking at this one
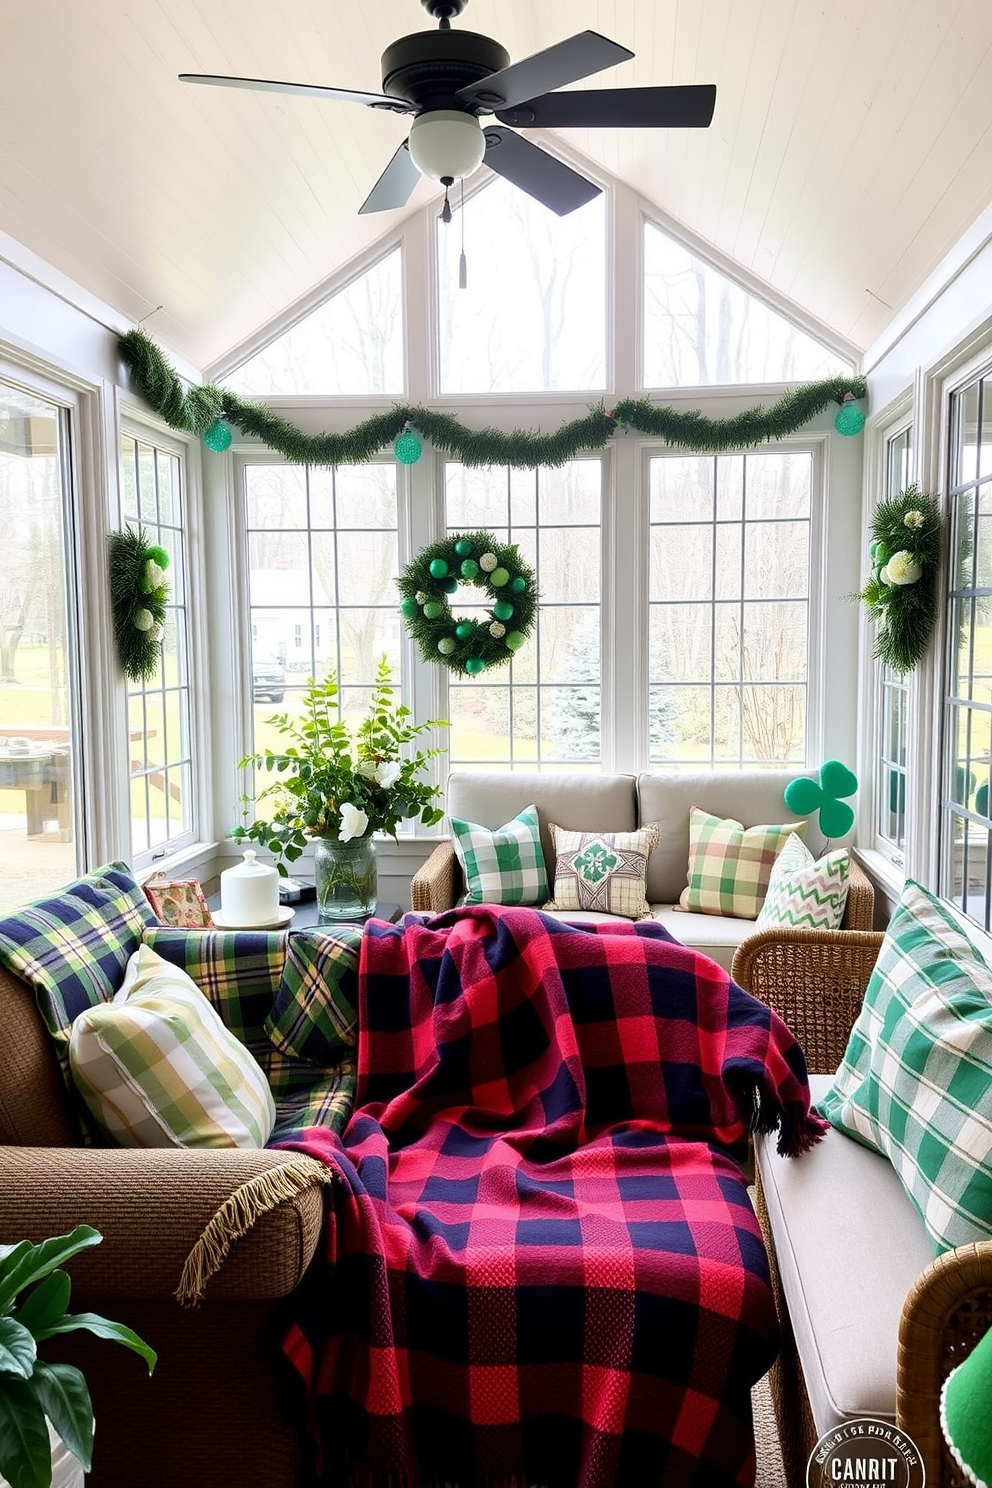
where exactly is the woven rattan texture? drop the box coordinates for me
[411,839,457,911]
[755,1170,817,1487]
[0,965,81,1144]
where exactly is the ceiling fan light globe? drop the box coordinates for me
[408,110,485,181]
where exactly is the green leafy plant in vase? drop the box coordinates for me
[0,1225,156,1488]
[235,659,447,920]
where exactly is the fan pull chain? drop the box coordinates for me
[440,175,453,224]
[458,179,467,289]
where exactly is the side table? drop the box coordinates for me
[206,895,402,930]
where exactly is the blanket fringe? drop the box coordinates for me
[730,1073,829,1158]
[176,1156,332,1308]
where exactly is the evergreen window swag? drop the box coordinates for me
[399,533,538,673]
[855,486,942,673]
[108,527,171,681]
[118,330,867,468]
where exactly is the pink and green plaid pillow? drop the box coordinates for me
[679,807,802,919]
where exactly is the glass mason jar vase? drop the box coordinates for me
[313,835,377,921]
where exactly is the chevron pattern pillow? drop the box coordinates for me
[754,833,850,931]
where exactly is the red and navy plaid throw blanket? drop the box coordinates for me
[282,907,826,1488]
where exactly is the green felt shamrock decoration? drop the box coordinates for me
[783,760,859,839]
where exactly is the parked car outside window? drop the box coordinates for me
[252,652,286,703]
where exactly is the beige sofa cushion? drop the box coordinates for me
[755,1075,932,1434]
[637,770,821,904]
[445,772,637,889]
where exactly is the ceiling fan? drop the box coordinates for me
[180,0,716,218]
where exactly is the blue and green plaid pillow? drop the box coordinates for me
[265,927,360,1064]
[820,880,992,1254]
[0,862,156,1077]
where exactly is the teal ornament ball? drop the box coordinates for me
[429,558,449,579]
[465,657,485,675]
[203,418,232,452]
[394,427,422,464]
[835,400,866,437]
[490,567,510,587]
[460,559,479,580]
[454,538,474,557]
[509,576,526,594]
[423,601,444,620]
[493,600,514,621]
[399,596,418,619]
[437,637,456,656]
[455,622,473,640]
[441,576,459,594]
[505,631,525,651]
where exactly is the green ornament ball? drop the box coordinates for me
[465,657,485,675]
[429,558,449,579]
[203,418,232,453]
[437,638,456,656]
[455,621,473,640]
[423,600,444,620]
[399,596,418,619]
[146,545,170,570]
[869,540,879,560]
[876,542,890,565]
[454,538,474,557]
[490,567,510,587]
[394,428,422,464]
[505,631,525,652]
[835,401,865,437]
[509,576,526,594]
[493,600,514,621]
[460,559,479,580]
[441,576,459,594]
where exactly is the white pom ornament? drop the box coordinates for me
[489,622,506,638]
[479,552,498,573]
[415,591,427,604]
[133,608,154,631]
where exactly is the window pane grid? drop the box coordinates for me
[123,435,194,860]
[444,462,602,771]
[941,373,992,928]
[649,452,811,767]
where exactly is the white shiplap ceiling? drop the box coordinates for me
[2,0,991,372]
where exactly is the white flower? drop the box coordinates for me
[886,550,922,585]
[133,608,154,630]
[879,564,893,585]
[903,510,924,530]
[356,759,379,779]
[375,761,402,789]
[339,802,369,841]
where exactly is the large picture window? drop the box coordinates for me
[941,366,992,928]
[648,450,812,767]
[443,460,602,769]
[121,432,195,861]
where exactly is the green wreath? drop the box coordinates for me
[398,531,538,673]
[107,527,171,681]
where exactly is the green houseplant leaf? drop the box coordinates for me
[30,1365,92,1473]
[0,1381,50,1488]
[0,1320,36,1381]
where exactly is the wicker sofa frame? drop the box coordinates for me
[732,926,992,1488]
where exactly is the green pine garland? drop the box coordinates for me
[108,528,171,681]
[118,330,867,467]
[855,486,942,673]
[398,532,538,673]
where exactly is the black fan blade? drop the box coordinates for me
[483,128,600,216]
[179,73,414,114]
[497,84,717,131]
[456,31,633,112]
[358,140,421,214]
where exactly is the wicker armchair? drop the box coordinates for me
[732,925,992,1488]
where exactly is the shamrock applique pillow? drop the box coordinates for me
[543,823,660,920]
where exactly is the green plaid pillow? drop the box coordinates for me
[450,804,548,906]
[754,833,850,931]
[69,945,276,1149]
[679,808,801,919]
[544,823,660,919]
[819,880,992,1254]
[0,862,156,1114]
[265,927,360,1063]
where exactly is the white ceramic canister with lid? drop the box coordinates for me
[220,849,280,926]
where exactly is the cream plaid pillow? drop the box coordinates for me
[69,945,275,1148]
[543,823,660,920]
[679,807,802,919]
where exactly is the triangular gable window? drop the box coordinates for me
[222,248,403,396]
[643,221,851,387]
